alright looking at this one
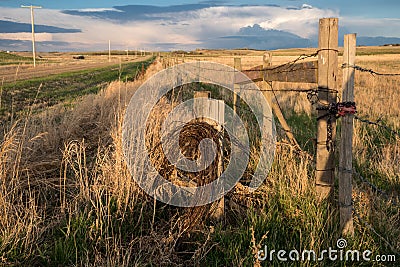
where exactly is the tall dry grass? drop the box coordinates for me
[0,53,399,266]
[0,60,166,265]
[256,55,400,259]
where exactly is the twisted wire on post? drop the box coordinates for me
[354,115,400,138]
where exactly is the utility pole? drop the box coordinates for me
[21,5,42,67]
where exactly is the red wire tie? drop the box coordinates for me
[337,103,357,117]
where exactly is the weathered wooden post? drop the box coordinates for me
[316,18,339,200]
[108,40,111,63]
[233,58,242,114]
[261,52,273,131]
[263,52,272,72]
[194,91,225,220]
[261,52,301,150]
[339,33,356,236]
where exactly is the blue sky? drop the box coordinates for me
[1,0,398,18]
[0,1,399,51]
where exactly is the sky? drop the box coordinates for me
[0,0,399,51]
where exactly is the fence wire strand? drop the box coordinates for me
[353,205,400,255]
[342,63,400,76]
[353,171,399,207]
[354,115,400,138]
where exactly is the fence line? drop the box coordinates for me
[159,45,400,147]
[160,51,400,141]
[159,20,399,238]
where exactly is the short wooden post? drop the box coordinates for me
[233,58,242,114]
[108,40,111,63]
[339,33,356,236]
[261,52,273,131]
[316,18,339,200]
[261,52,301,150]
[194,91,211,99]
[263,52,272,67]
[194,91,225,221]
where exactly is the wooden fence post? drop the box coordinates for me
[233,58,242,114]
[197,59,201,91]
[339,33,356,236]
[316,18,339,200]
[261,52,301,150]
[194,91,225,221]
[263,51,272,68]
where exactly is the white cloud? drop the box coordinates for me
[341,17,400,37]
[301,4,314,9]
[75,8,123,12]
[0,5,337,50]
[0,32,52,41]
[0,5,399,51]
[252,6,337,38]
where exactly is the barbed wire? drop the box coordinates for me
[169,64,333,101]
[244,48,339,73]
[353,171,399,207]
[164,56,400,80]
[169,62,334,156]
[163,49,335,76]
[354,115,400,138]
[164,51,399,196]
[352,205,400,255]
[165,51,400,79]
[244,51,319,72]
[342,63,400,76]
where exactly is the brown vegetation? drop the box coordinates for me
[0,48,399,265]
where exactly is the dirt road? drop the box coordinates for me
[0,55,152,84]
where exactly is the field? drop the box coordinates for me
[0,46,399,266]
[0,53,153,121]
[0,51,152,82]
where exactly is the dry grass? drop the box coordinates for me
[0,61,162,265]
[0,59,235,265]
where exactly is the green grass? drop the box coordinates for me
[0,58,154,120]
[0,51,47,65]
[354,121,400,193]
